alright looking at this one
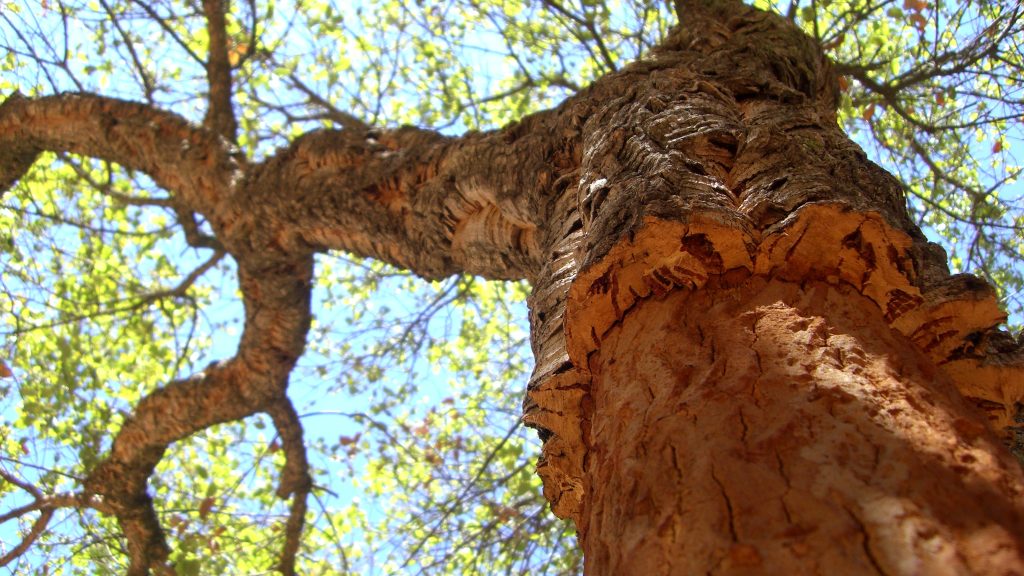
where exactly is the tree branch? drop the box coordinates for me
[98,0,155,102]
[0,507,54,567]
[174,207,225,250]
[63,155,175,207]
[1,249,225,338]
[239,116,563,280]
[266,399,312,576]
[541,0,618,72]
[128,0,205,65]
[0,92,242,219]
[0,470,114,567]
[0,81,581,570]
[80,253,313,574]
[202,0,238,142]
[286,72,369,133]
[0,93,43,192]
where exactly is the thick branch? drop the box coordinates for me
[1,57,589,571]
[82,253,313,574]
[0,93,41,192]
[0,92,241,218]
[240,122,565,280]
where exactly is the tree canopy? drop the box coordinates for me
[0,0,1021,573]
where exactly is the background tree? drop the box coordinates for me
[0,0,1022,574]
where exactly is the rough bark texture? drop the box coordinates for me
[2,0,1023,572]
[584,276,1024,575]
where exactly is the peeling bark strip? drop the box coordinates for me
[2,0,1024,572]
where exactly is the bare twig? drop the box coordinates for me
[286,72,370,132]
[63,156,174,207]
[128,0,205,65]
[98,0,155,102]
[0,470,114,567]
[543,0,618,72]
[2,249,224,337]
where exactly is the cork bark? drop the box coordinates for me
[2,0,1023,573]
[525,0,1024,573]
[583,276,1024,575]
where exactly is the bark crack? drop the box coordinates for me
[774,451,795,526]
[749,311,765,405]
[710,465,739,543]
[842,504,888,575]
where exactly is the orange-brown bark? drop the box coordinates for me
[584,276,1024,575]
[530,206,1024,571]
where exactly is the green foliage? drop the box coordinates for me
[294,260,580,574]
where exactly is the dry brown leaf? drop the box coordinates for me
[198,496,216,519]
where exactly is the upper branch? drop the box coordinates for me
[202,0,239,142]
[0,92,241,218]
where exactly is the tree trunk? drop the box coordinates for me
[525,2,1024,574]
[584,276,1023,575]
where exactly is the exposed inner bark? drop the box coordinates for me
[584,276,1024,575]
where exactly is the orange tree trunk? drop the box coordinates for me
[522,1,1024,573]
[584,277,1023,574]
